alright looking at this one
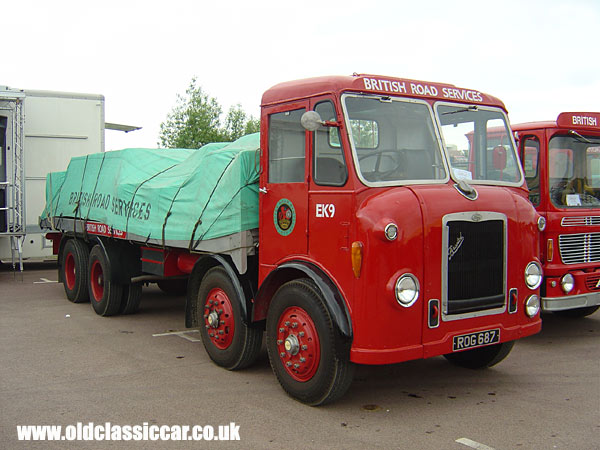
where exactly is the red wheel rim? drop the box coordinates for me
[90,260,104,302]
[64,252,76,290]
[204,288,235,350]
[276,306,320,382]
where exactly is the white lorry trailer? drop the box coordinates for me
[0,87,106,268]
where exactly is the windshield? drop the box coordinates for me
[342,95,447,184]
[548,134,600,208]
[436,104,522,185]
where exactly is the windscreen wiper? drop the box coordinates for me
[569,130,600,144]
[441,105,478,116]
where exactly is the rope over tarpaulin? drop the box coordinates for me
[41,133,260,245]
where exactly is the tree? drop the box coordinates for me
[225,104,260,141]
[159,78,260,148]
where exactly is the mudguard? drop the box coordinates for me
[254,261,353,340]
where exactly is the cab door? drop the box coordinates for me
[307,98,353,283]
[259,103,309,281]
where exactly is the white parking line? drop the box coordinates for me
[34,278,58,284]
[152,330,201,342]
[456,438,496,450]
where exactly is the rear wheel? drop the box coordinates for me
[553,306,599,318]
[88,245,123,316]
[444,341,515,369]
[195,266,262,370]
[266,279,354,406]
[120,283,142,315]
[60,239,89,303]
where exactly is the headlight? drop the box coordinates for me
[395,274,419,307]
[561,273,574,293]
[525,262,543,289]
[525,295,540,317]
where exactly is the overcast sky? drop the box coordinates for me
[3,0,599,151]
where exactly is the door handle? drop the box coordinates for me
[259,187,268,194]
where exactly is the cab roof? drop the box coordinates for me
[511,121,557,131]
[512,112,600,133]
[261,74,506,109]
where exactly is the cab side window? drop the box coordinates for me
[313,101,348,186]
[268,109,306,183]
[522,136,540,206]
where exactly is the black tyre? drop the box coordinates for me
[553,305,599,318]
[60,239,90,303]
[266,279,355,406]
[195,266,262,370]
[157,279,188,296]
[119,283,143,315]
[444,340,515,369]
[88,245,123,316]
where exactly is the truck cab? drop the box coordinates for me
[514,112,600,317]
[253,75,542,403]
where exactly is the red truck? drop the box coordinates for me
[43,74,543,405]
[513,112,600,317]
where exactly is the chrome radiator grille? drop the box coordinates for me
[559,233,600,264]
[446,219,505,315]
[561,216,600,226]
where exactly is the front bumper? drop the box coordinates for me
[350,319,541,365]
[542,292,600,311]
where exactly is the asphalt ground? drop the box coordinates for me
[1,263,599,449]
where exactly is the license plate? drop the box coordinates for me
[452,329,500,351]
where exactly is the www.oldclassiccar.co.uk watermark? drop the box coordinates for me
[17,422,240,441]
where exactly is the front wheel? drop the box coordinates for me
[444,341,515,369]
[266,279,354,406]
[195,266,262,370]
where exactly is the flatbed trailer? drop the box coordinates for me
[43,218,258,275]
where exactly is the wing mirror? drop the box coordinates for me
[301,111,340,131]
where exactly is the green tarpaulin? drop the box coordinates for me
[42,133,260,248]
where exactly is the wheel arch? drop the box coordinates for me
[254,261,353,340]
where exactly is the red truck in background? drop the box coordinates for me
[512,112,600,317]
[44,74,544,405]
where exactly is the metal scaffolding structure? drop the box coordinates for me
[0,89,26,271]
